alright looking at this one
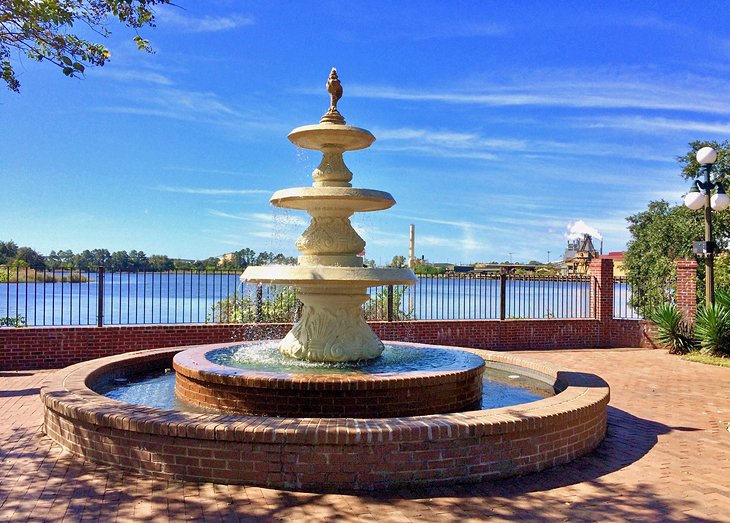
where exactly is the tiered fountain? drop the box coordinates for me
[243,68,415,363]
[41,70,609,491]
[172,69,487,417]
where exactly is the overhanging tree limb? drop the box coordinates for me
[0,0,170,92]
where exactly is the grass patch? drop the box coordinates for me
[682,352,730,368]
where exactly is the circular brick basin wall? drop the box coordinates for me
[41,342,610,491]
[173,344,484,417]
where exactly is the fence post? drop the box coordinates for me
[499,272,507,320]
[96,265,105,327]
[387,285,394,322]
[255,284,263,322]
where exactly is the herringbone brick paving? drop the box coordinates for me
[1,348,728,522]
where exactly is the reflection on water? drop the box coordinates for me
[98,362,553,413]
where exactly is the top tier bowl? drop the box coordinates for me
[288,124,375,151]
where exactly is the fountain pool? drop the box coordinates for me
[41,343,608,490]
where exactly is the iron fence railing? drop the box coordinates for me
[613,276,642,319]
[365,273,593,321]
[0,266,243,326]
[0,266,642,326]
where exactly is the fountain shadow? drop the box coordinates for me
[348,405,709,522]
[0,387,40,397]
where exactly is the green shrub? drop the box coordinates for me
[695,303,730,356]
[648,303,695,354]
[210,287,299,323]
[0,316,26,327]
[211,284,416,324]
[363,285,415,321]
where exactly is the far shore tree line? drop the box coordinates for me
[388,255,560,276]
[0,242,296,272]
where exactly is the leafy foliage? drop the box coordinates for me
[624,201,707,316]
[389,255,406,268]
[1,240,296,272]
[693,289,730,357]
[0,315,25,327]
[0,0,169,92]
[0,240,18,264]
[624,141,730,317]
[363,285,414,321]
[413,264,446,275]
[209,286,299,324]
[211,284,416,324]
[0,267,87,283]
[648,303,695,354]
[694,303,730,356]
[677,140,730,182]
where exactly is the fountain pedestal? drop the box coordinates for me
[280,286,380,360]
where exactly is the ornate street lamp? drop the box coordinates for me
[684,146,730,307]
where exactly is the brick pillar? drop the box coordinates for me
[589,258,614,347]
[676,258,698,321]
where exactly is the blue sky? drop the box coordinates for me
[3,1,730,265]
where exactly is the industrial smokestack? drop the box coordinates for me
[600,239,603,256]
[408,224,415,268]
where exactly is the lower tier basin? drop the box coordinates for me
[172,342,485,417]
[40,342,609,491]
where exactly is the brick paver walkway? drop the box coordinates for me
[1,348,729,522]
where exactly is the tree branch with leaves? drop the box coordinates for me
[0,0,170,92]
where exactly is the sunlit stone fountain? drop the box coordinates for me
[242,68,416,362]
[41,69,609,490]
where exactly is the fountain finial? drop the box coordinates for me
[320,68,346,125]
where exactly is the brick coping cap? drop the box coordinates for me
[172,341,485,389]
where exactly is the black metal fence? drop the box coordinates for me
[0,266,641,327]
[613,276,642,319]
[366,273,595,320]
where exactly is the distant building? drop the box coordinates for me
[563,234,599,275]
[218,252,236,266]
[600,251,626,277]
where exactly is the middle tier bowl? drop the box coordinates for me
[241,265,416,286]
[270,187,395,213]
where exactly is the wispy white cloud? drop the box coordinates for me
[155,8,254,33]
[577,116,730,135]
[408,22,506,41]
[388,213,496,232]
[156,186,270,196]
[348,69,730,115]
[98,69,174,86]
[622,16,684,32]
[100,87,241,121]
[97,83,285,136]
[164,166,258,177]
[374,125,673,163]
[209,210,308,227]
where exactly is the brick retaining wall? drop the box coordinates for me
[1,318,655,371]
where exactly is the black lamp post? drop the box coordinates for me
[684,146,729,307]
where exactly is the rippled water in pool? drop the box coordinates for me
[99,367,553,413]
[207,342,484,375]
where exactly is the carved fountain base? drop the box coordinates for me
[280,286,382,362]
